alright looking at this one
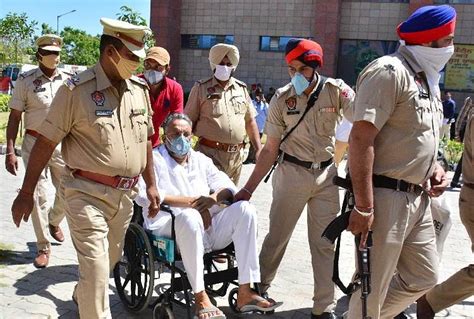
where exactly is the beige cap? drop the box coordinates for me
[35,34,63,52]
[100,17,152,58]
[145,47,170,66]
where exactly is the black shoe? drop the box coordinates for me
[311,312,337,319]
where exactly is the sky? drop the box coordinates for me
[0,0,151,36]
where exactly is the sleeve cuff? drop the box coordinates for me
[352,104,389,131]
[37,120,67,144]
[9,101,25,112]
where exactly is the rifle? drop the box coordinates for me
[321,175,373,319]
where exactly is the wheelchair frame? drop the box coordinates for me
[113,203,243,319]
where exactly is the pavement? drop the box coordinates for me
[0,154,472,319]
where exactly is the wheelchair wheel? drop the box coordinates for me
[153,303,174,319]
[228,287,239,313]
[113,222,155,312]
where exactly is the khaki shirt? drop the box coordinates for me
[462,109,473,184]
[9,68,69,131]
[264,76,354,162]
[353,46,443,185]
[38,63,153,177]
[185,76,257,144]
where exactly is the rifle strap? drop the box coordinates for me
[264,76,327,183]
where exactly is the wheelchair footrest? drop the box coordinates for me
[171,267,238,292]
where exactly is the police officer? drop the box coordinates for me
[346,5,455,318]
[235,39,354,318]
[185,43,262,184]
[417,106,474,318]
[5,34,68,268]
[11,18,160,318]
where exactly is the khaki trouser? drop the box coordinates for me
[425,185,474,312]
[347,189,439,319]
[62,174,135,319]
[196,143,244,184]
[21,134,66,251]
[259,161,339,315]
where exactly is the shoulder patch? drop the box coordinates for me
[63,69,95,91]
[196,77,213,85]
[19,68,37,79]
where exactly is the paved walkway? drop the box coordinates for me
[0,156,472,318]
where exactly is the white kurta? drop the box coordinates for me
[136,146,260,292]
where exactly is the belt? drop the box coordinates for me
[73,169,139,190]
[282,153,333,170]
[373,174,423,195]
[199,137,244,153]
[25,129,40,138]
[464,182,474,190]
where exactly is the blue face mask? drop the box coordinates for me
[166,134,191,157]
[291,72,310,95]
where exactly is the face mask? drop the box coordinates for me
[38,53,60,69]
[144,70,164,85]
[403,42,454,97]
[166,134,191,157]
[110,47,140,80]
[291,72,310,95]
[214,65,234,81]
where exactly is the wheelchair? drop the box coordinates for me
[113,203,268,318]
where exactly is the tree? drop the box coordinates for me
[60,27,100,66]
[116,5,155,49]
[40,23,55,35]
[0,12,37,64]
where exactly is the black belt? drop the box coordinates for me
[373,174,423,195]
[282,153,333,170]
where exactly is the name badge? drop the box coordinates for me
[319,107,336,113]
[131,108,146,116]
[95,110,114,117]
[286,110,300,115]
[207,92,222,100]
[33,87,46,93]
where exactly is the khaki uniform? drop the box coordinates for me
[347,46,442,318]
[37,63,153,318]
[9,67,68,251]
[185,76,257,183]
[426,110,474,312]
[260,76,354,315]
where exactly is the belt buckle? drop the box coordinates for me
[408,183,416,193]
[396,179,401,191]
[116,176,135,190]
[311,162,321,170]
[227,144,239,152]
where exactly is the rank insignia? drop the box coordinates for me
[286,97,297,110]
[64,76,80,91]
[91,91,105,106]
[320,107,336,113]
[33,79,42,87]
[384,64,395,72]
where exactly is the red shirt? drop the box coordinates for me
[0,76,11,92]
[141,76,184,147]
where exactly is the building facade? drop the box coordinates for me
[151,0,474,102]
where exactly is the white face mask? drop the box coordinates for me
[402,41,454,97]
[214,65,234,81]
[144,70,164,85]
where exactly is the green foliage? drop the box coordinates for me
[116,5,155,49]
[444,140,464,167]
[60,27,100,66]
[0,94,11,112]
[0,12,38,64]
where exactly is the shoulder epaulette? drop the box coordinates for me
[196,77,213,85]
[233,78,247,87]
[63,69,94,91]
[130,75,149,88]
[19,68,38,80]
[274,83,292,99]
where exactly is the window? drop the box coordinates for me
[259,36,312,52]
[337,39,399,86]
[433,0,474,3]
[181,34,234,49]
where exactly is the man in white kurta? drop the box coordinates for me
[136,113,280,318]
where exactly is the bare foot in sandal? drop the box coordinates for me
[236,284,283,313]
[194,291,226,319]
